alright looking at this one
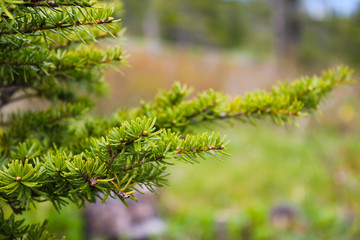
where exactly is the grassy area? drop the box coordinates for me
[159,122,360,239]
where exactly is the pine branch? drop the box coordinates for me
[0,45,124,108]
[0,5,119,43]
[0,17,116,35]
[0,117,228,212]
[52,52,123,73]
[1,45,123,81]
[6,1,93,14]
[3,0,94,8]
[43,66,352,159]
[0,24,122,51]
[49,29,121,49]
[104,129,149,173]
[0,61,42,66]
[120,157,149,173]
[139,66,353,130]
[2,0,95,20]
[22,1,93,8]
[0,207,57,239]
[0,103,87,156]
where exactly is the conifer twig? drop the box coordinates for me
[0,17,116,35]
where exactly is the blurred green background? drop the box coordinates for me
[13,0,360,239]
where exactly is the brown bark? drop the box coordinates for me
[272,0,302,56]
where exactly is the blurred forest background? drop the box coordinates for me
[19,0,360,239]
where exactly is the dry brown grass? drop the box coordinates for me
[97,40,301,115]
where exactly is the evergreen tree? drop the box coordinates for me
[0,0,353,238]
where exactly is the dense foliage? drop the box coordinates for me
[0,0,353,238]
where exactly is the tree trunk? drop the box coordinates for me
[272,0,302,56]
[143,0,161,55]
